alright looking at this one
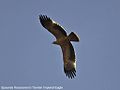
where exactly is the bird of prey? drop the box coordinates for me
[39,15,80,79]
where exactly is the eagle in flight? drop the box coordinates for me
[39,15,80,79]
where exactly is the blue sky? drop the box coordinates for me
[0,0,120,90]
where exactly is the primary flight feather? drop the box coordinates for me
[39,15,80,79]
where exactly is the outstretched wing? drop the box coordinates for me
[61,42,76,79]
[39,15,67,39]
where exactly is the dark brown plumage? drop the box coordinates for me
[39,15,79,79]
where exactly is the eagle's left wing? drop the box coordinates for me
[39,15,67,39]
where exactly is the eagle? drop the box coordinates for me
[39,15,80,79]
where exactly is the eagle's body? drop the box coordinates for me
[39,15,79,79]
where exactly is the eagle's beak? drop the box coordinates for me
[52,41,58,45]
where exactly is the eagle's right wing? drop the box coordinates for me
[39,15,67,39]
[61,42,76,79]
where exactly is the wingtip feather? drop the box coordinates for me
[64,67,76,79]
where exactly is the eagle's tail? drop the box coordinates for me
[68,32,80,42]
